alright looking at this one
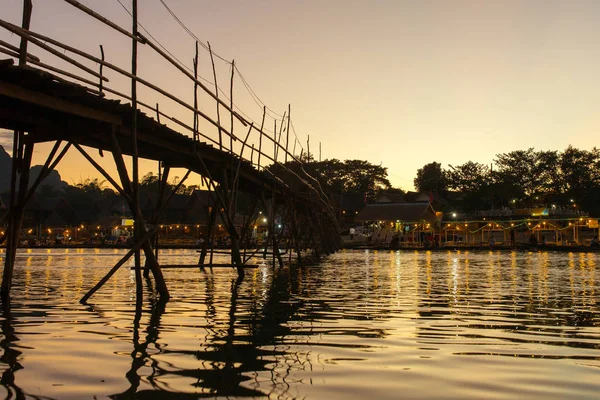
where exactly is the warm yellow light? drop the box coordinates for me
[196,225,200,228]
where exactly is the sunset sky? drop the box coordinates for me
[2,0,600,190]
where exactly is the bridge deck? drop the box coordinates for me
[0,60,272,195]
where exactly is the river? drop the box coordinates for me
[0,248,598,399]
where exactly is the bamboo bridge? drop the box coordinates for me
[0,0,340,306]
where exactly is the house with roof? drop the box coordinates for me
[355,200,440,247]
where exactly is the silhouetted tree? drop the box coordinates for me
[414,162,447,195]
[446,161,490,193]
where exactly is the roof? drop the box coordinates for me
[356,203,437,223]
[332,193,366,210]
[375,193,406,204]
[403,191,431,202]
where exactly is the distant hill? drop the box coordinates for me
[0,145,67,193]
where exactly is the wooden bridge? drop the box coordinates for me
[0,0,340,306]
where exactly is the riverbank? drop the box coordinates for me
[343,242,600,253]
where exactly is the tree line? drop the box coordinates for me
[6,145,598,218]
[414,146,600,215]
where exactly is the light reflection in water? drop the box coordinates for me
[0,248,598,399]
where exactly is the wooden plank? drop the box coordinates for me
[131,264,258,269]
[0,81,121,125]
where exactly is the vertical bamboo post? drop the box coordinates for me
[18,0,32,67]
[276,112,286,162]
[272,120,277,163]
[229,59,235,153]
[319,142,322,162]
[208,41,223,151]
[193,41,199,149]
[258,106,266,169]
[2,0,33,305]
[293,138,297,158]
[130,0,142,307]
[154,161,162,262]
[99,44,105,95]
[285,105,290,163]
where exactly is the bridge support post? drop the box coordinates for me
[286,197,302,266]
[1,131,33,305]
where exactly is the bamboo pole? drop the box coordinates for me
[21,140,65,206]
[80,229,156,304]
[110,130,169,299]
[193,41,199,148]
[0,20,107,81]
[0,38,38,61]
[62,0,250,128]
[258,106,266,169]
[0,47,38,63]
[208,41,223,150]
[99,44,105,94]
[154,161,162,262]
[131,0,142,294]
[229,59,235,153]
[0,20,240,140]
[18,0,32,66]
[73,144,130,201]
[1,1,33,304]
[62,0,144,43]
[285,105,290,163]
[2,135,33,304]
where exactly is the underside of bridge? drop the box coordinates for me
[0,0,340,308]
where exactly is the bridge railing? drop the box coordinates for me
[0,0,310,178]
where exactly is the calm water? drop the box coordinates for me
[0,248,598,399]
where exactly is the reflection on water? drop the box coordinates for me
[0,248,599,399]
